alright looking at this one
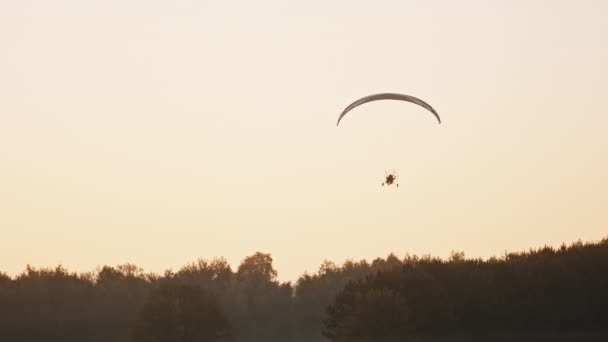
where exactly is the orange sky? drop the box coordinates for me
[1,0,607,281]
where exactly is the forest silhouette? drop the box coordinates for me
[1,238,607,342]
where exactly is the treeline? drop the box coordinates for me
[0,238,607,342]
[324,239,608,341]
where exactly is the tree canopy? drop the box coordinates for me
[1,238,607,342]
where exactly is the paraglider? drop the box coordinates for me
[337,93,440,187]
[336,93,441,126]
[382,170,399,187]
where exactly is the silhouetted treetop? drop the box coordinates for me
[237,252,278,283]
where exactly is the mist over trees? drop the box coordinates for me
[0,238,607,342]
[131,283,230,342]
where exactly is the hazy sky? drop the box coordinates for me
[1,0,607,281]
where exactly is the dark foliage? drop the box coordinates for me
[323,238,608,341]
[1,238,607,342]
[131,283,230,342]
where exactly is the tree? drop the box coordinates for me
[324,287,412,341]
[236,252,277,283]
[132,283,230,342]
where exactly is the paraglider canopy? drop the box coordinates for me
[336,93,441,126]
[336,93,440,188]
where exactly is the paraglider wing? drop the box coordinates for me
[336,93,441,126]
